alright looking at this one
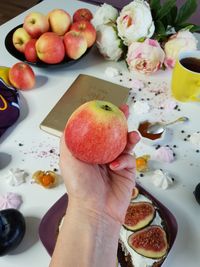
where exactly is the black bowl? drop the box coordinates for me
[4,24,92,68]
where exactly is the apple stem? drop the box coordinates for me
[102,105,112,111]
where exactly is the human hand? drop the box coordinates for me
[59,104,140,224]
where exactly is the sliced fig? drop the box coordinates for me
[131,187,139,200]
[128,225,168,259]
[123,202,155,231]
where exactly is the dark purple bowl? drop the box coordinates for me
[39,184,178,265]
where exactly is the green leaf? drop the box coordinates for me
[190,25,200,32]
[137,37,146,42]
[175,0,197,25]
[149,0,161,11]
[168,6,178,26]
[155,20,166,34]
[156,0,176,20]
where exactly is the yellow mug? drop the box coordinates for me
[171,50,200,102]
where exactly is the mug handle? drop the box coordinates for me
[190,81,200,102]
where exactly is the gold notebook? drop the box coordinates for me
[40,74,129,137]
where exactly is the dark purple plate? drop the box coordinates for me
[4,24,92,68]
[39,184,178,265]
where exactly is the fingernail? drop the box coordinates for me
[111,161,120,168]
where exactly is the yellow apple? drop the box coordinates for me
[48,9,71,36]
[12,27,31,53]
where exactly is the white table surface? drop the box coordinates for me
[0,0,200,266]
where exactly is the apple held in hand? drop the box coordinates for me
[9,62,35,90]
[24,39,38,63]
[63,31,87,60]
[65,100,128,164]
[48,9,71,36]
[36,32,65,64]
[70,20,96,47]
[73,8,93,22]
[12,27,31,53]
[23,11,49,38]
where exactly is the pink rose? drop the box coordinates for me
[164,30,198,69]
[126,39,165,74]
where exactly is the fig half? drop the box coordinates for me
[128,225,168,259]
[123,201,155,231]
[131,187,139,200]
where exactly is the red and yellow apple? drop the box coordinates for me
[48,9,71,36]
[64,100,128,164]
[23,12,49,38]
[36,32,65,64]
[24,39,38,63]
[63,30,87,60]
[9,62,36,90]
[70,20,96,47]
[73,8,93,22]
[12,27,31,53]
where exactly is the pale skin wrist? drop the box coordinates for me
[49,198,121,267]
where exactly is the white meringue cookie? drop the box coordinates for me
[189,132,200,146]
[154,146,175,163]
[5,168,27,186]
[151,169,174,190]
[105,67,120,78]
[0,192,23,210]
[130,101,150,115]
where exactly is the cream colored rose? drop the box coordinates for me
[126,39,165,74]
[117,0,155,45]
[164,30,198,68]
[91,3,119,29]
[96,23,124,61]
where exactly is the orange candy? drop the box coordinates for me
[136,155,150,172]
[32,170,58,188]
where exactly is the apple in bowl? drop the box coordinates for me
[73,8,93,22]
[24,39,38,63]
[12,27,31,53]
[23,11,49,38]
[48,9,71,36]
[63,31,87,60]
[36,32,65,64]
[70,20,96,48]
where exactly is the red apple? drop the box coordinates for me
[63,31,87,60]
[73,8,93,22]
[23,12,49,38]
[24,39,38,63]
[70,20,96,47]
[64,100,128,164]
[36,32,65,64]
[48,9,71,36]
[9,62,35,90]
[12,27,31,53]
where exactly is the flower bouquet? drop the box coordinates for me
[92,0,200,74]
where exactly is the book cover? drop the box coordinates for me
[40,74,129,137]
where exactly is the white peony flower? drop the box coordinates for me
[117,0,155,45]
[91,3,119,29]
[96,23,124,61]
[164,30,198,68]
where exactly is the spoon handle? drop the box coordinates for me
[165,116,189,126]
